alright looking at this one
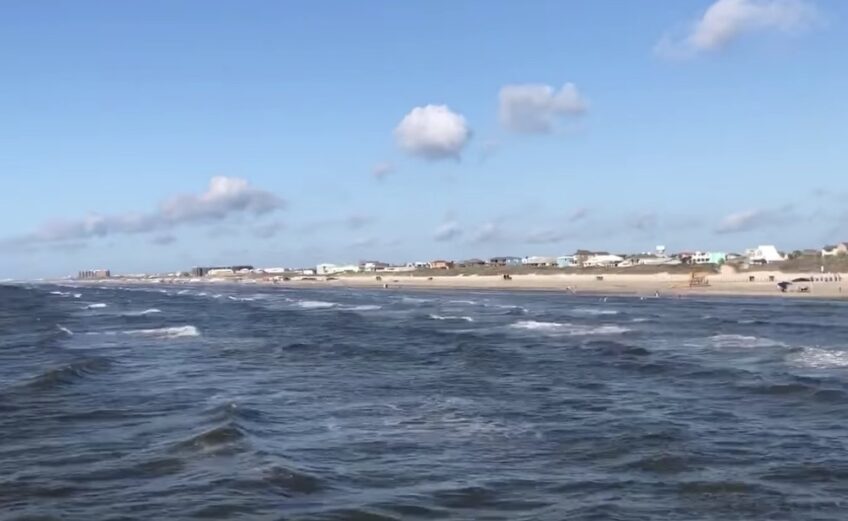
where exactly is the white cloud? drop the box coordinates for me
[657,0,819,58]
[715,207,797,234]
[372,162,395,180]
[499,83,587,134]
[7,176,284,245]
[433,221,463,242]
[394,104,471,160]
[470,222,505,244]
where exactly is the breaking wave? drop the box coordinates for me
[572,307,619,316]
[510,320,630,336]
[123,308,163,316]
[85,303,108,309]
[296,301,336,309]
[788,347,848,369]
[127,326,200,339]
[708,334,785,349]
[429,314,474,322]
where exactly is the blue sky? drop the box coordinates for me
[1,0,846,278]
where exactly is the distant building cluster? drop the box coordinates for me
[77,241,848,280]
[77,269,111,280]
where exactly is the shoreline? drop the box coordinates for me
[58,271,848,301]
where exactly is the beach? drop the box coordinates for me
[78,269,848,299]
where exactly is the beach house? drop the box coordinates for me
[556,255,576,268]
[692,252,727,265]
[429,260,454,270]
[582,254,624,268]
[746,245,784,264]
[822,243,848,257]
[522,256,557,267]
[489,256,522,266]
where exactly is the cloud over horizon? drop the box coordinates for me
[5,176,284,246]
[395,104,471,160]
[657,0,819,58]
[433,221,463,242]
[715,207,796,234]
[499,83,587,134]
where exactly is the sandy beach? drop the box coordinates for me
[81,270,848,300]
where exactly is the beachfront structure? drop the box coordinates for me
[429,260,454,270]
[317,263,361,275]
[207,268,235,277]
[692,251,727,265]
[489,256,522,266]
[617,254,675,267]
[191,265,253,277]
[360,261,390,272]
[583,254,624,268]
[557,256,576,268]
[522,256,557,267]
[746,245,784,264]
[458,258,486,268]
[822,243,848,257]
[77,269,111,280]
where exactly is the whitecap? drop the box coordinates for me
[296,300,337,309]
[227,296,255,301]
[708,334,784,349]
[448,300,477,305]
[510,320,629,336]
[788,347,848,369]
[56,324,73,336]
[429,314,474,322]
[573,307,619,316]
[73,293,82,299]
[127,325,200,338]
[123,308,162,316]
[49,291,70,297]
[402,297,431,304]
[85,303,108,309]
[344,305,382,311]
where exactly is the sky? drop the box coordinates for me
[1,0,847,279]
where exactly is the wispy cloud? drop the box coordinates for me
[469,222,506,244]
[5,177,284,246]
[715,206,796,234]
[499,83,587,134]
[656,0,820,58]
[395,104,471,160]
[372,162,395,180]
[433,221,463,242]
[253,221,286,239]
[150,234,177,246]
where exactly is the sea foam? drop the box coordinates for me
[128,325,200,338]
[789,347,848,369]
[510,320,630,336]
[429,314,474,322]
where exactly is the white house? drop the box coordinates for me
[583,254,624,268]
[318,263,361,275]
[206,268,235,277]
[822,243,848,257]
[522,256,558,267]
[746,245,784,264]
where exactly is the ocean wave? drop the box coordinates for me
[788,347,848,369]
[85,303,108,309]
[296,300,336,309]
[56,324,74,336]
[343,305,382,311]
[123,308,162,316]
[448,300,478,305]
[429,314,474,322]
[402,297,432,304]
[510,320,630,336]
[25,357,112,391]
[708,334,785,349]
[572,307,619,316]
[228,296,255,302]
[127,325,200,338]
[49,290,72,297]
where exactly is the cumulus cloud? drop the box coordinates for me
[6,176,284,245]
[372,162,395,180]
[395,104,471,160]
[433,221,463,242]
[656,0,819,58]
[499,83,587,134]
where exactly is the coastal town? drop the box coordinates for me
[72,242,848,299]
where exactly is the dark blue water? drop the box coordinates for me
[2,283,848,520]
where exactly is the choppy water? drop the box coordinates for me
[2,283,848,520]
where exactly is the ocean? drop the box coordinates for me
[1,283,847,520]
